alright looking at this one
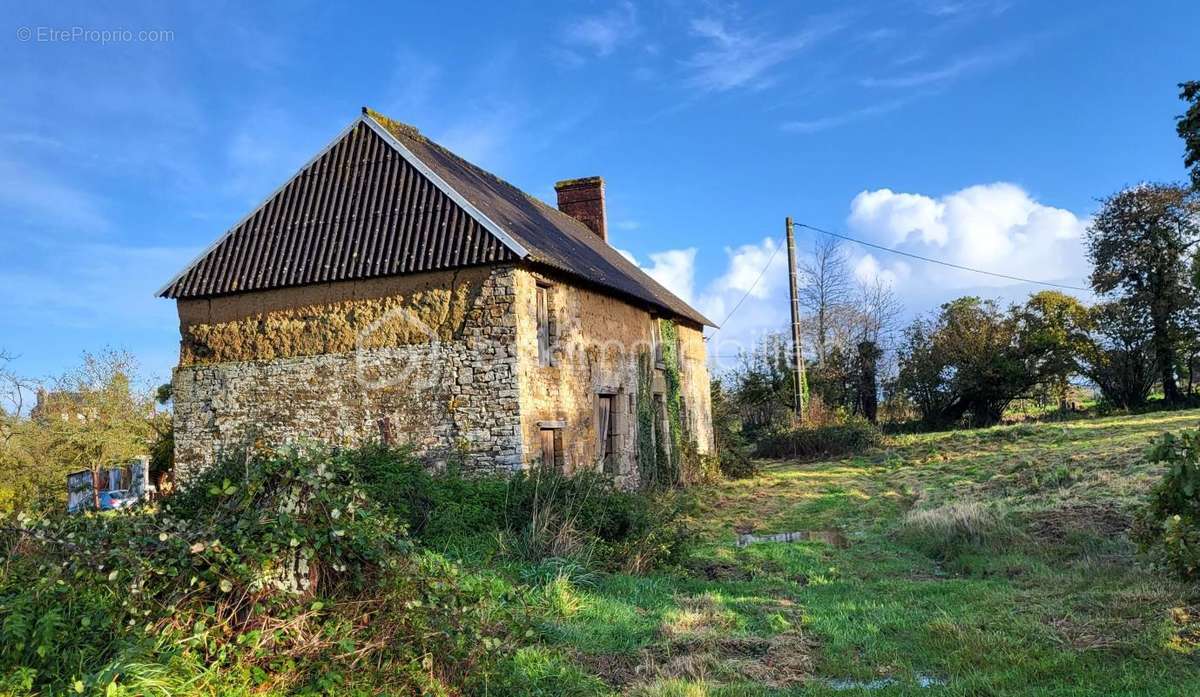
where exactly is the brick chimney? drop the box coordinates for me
[554,176,607,242]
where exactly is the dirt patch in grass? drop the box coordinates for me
[686,559,753,582]
[1045,615,1141,652]
[584,595,818,690]
[1026,503,1131,542]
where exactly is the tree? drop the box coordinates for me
[855,340,881,423]
[1180,81,1200,189]
[896,297,1049,427]
[894,316,954,425]
[799,237,854,367]
[856,277,903,345]
[728,332,795,439]
[1018,290,1091,410]
[1087,184,1200,404]
[1079,301,1158,409]
[709,377,754,477]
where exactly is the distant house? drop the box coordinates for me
[160,108,715,485]
[31,389,93,422]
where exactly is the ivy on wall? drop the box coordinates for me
[659,319,685,482]
[636,349,658,488]
[635,319,695,488]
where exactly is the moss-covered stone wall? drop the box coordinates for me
[171,266,524,481]
[177,267,491,366]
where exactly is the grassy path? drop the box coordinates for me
[529,410,1200,696]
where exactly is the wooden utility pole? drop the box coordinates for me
[785,217,806,423]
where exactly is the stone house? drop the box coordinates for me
[160,108,715,485]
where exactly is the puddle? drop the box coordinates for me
[735,529,849,548]
[827,674,945,691]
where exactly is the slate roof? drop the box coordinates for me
[159,109,714,327]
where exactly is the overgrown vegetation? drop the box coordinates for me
[0,446,524,695]
[0,351,170,516]
[1136,428,1200,579]
[754,419,883,460]
[341,444,692,574]
[896,501,1016,561]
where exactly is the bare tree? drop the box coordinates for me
[855,277,904,346]
[799,237,855,366]
[0,351,40,451]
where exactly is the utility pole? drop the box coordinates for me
[785,217,806,423]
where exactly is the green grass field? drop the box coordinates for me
[508,409,1200,696]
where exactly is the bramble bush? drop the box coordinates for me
[0,446,524,695]
[1134,429,1200,579]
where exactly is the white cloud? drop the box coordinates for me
[846,183,1090,292]
[643,249,697,303]
[696,238,791,363]
[684,15,842,92]
[706,237,786,301]
[781,98,911,134]
[860,44,1025,89]
[562,2,638,58]
[618,247,697,304]
[0,159,109,231]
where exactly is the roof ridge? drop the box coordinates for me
[364,107,714,326]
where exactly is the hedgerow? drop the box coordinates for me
[754,419,884,460]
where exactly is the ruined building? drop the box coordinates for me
[160,108,715,485]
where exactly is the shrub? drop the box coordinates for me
[0,446,522,695]
[895,501,1014,560]
[499,467,692,574]
[334,446,692,574]
[1134,429,1200,579]
[754,419,884,460]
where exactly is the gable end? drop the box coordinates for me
[159,119,523,299]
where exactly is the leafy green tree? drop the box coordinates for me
[894,316,953,425]
[727,332,796,439]
[855,340,881,423]
[896,297,1059,427]
[1,351,158,513]
[1079,301,1159,409]
[1086,184,1200,404]
[1180,81,1200,189]
[1018,290,1092,410]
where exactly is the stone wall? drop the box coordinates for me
[512,267,712,488]
[172,265,523,481]
[171,260,714,487]
[676,323,715,454]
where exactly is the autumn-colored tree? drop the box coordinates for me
[43,351,156,509]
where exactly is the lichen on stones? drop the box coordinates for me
[182,284,475,366]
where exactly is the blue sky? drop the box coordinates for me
[2,0,1197,383]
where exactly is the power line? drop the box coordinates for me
[705,237,783,339]
[795,222,1091,292]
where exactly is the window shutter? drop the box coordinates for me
[611,393,627,436]
[540,428,555,467]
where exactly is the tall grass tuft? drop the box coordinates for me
[896,501,1015,560]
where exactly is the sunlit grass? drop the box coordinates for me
[520,408,1200,695]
